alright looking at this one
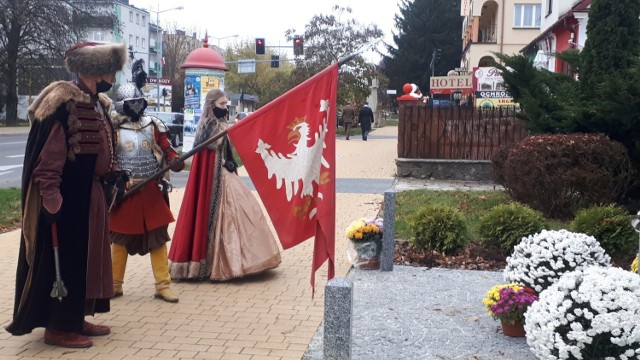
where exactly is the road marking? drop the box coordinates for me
[0,141,27,146]
[0,171,12,176]
[0,165,22,171]
[7,154,24,158]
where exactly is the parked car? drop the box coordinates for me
[147,111,184,147]
[235,111,253,123]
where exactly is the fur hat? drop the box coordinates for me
[64,42,128,75]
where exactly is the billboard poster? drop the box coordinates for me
[473,67,516,108]
[200,75,224,108]
[184,75,201,110]
[182,70,226,152]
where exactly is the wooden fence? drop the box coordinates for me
[397,101,529,160]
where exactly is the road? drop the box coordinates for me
[0,135,394,194]
[0,133,26,189]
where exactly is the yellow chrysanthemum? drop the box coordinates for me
[632,255,638,273]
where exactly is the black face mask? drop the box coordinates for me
[96,80,113,93]
[213,107,228,119]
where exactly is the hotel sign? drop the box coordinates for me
[429,75,473,95]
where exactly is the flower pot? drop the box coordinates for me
[500,320,525,337]
[349,239,381,270]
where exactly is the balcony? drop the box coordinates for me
[478,25,497,43]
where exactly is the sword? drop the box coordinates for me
[50,222,68,301]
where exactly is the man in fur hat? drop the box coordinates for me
[6,42,128,348]
[109,59,184,303]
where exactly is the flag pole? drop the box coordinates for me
[120,129,228,201]
[337,36,384,66]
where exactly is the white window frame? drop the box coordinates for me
[136,13,140,25]
[93,31,104,41]
[129,11,133,22]
[142,38,146,48]
[129,34,133,45]
[136,36,140,47]
[142,15,146,25]
[514,4,541,28]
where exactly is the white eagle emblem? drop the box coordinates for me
[255,99,331,211]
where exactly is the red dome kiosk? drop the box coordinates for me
[180,37,228,151]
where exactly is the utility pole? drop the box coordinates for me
[430,48,441,77]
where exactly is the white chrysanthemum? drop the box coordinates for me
[525,266,640,359]
[504,229,611,292]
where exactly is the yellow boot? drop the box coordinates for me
[150,243,179,303]
[111,243,128,298]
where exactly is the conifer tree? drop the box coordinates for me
[383,0,462,94]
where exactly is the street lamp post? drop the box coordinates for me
[150,4,183,111]
[208,34,239,51]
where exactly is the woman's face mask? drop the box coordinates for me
[213,106,228,119]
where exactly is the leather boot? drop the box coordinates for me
[150,244,179,303]
[44,329,92,348]
[111,243,128,298]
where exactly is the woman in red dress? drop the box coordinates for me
[168,89,281,281]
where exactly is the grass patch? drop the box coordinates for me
[395,190,568,241]
[0,188,21,233]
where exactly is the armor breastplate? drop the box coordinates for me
[115,122,160,179]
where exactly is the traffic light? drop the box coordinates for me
[293,36,304,56]
[271,55,280,68]
[255,38,265,55]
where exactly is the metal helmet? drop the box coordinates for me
[116,82,144,102]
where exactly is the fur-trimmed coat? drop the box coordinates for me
[7,80,115,336]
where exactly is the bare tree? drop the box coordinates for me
[161,24,202,112]
[285,5,383,106]
[0,0,117,125]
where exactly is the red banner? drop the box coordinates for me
[227,64,339,291]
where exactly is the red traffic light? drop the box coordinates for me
[255,38,265,55]
[293,36,304,56]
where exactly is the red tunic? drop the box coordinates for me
[109,124,180,234]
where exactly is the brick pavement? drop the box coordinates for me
[0,126,398,359]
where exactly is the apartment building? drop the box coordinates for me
[522,0,591,73]
[86,0,151,85]
[460,0,543,71]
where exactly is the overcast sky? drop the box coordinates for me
[128,0,401,63]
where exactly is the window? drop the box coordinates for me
[514,4,541,28]
[129,34,133,45]
[129,11,133,22]
[136,13,139,24]
[93,31,104,41]
[136,36,139,47]
[142,15,146,25]
[142,38,146,48]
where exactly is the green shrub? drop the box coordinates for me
[478,202,546,253]
[570,204,637,258]
[408,204,467,254]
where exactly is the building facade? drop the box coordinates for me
[461,0,543,71]
[522,0,590,73]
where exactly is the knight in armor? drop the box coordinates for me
[7,42,127,348]
[108,59,184,303]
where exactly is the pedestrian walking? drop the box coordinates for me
[358,102,375,141]
[342,103,356,140]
